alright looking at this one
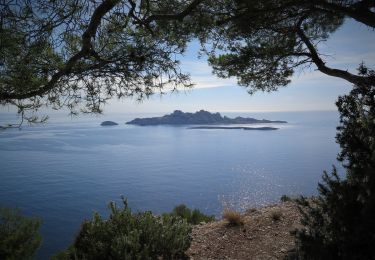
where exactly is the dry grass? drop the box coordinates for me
[270,210,283,221]
[222,210,244,226]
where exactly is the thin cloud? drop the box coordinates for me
[181,60,237,89]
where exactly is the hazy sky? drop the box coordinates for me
[104,19,374,114]
[1,19,374,116]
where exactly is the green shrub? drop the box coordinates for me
[0,207,42,260]
[54,198,192,260]
[169,204,215,224]
[280,195,292,202]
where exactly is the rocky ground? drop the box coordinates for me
[187,201,302,260]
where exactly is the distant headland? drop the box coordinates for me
[126,110,287,126]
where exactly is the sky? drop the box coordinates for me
[1,18,374,116]
[102,18,375,114]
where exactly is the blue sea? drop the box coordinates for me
[0,111,342,259]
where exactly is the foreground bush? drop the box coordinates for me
[292,66,375,259]
[54,198,192,259]
[0,207,42,260]
[169,204,215,224]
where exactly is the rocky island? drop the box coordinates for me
[126,110,287,126]
[100,121,119,126]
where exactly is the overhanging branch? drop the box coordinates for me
[0,0,203,101]
[296,28,375,86]
[0,0,120,101]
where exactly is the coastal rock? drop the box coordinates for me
[126,110,287,126]
[100,121,118,126]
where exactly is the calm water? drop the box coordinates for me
[0,111,341,259]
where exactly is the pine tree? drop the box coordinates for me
[293,66,375,259]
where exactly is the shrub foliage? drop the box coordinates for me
[169,204,215,225]
[293,66,375,259]
[0,207,42,260]
[55,198,192,259]
[280,195,292,202]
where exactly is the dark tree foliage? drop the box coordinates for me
[53,198,192,260]
[0,0,203,122]
[201,0,375,94]
[0,207,42,260]
[1,0,374,125]
[169,204,215,224]
[293,66,375,259]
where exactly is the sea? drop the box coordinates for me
[0,110,343,259]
